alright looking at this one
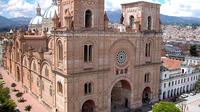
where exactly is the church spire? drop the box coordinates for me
[52,0,57,5]
[36,2,41,16]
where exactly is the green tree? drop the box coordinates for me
[195,79,200,92]
[152,101,181,112]
[11,83,17,91]
[0,84,16,112]
[190,45,199,56]
[16,92,23,102]
[24,105,32,112]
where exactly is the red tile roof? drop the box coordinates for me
[161,57,183,70]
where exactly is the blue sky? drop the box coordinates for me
[1,0,200,18]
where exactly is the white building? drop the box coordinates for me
[160,57,200,100]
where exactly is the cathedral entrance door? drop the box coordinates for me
[111,80,131,112]
[142,87,151,105]
[82,100,95,112]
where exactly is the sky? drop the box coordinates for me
[0,0,200,18]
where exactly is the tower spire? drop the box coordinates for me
[36,2,41,16]
[52,0,57,5]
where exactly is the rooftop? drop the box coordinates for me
[161,57,183,70]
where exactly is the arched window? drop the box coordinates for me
[148,16,152,30]
[144,73,150,83]
[57,41,63,61]
[85,10,92,28]
[50,85,53,96]
[145,42,151,57]
[57,81,63,94]
[84,45,93,62]
[84,82,92,95]
[33,61,37,71]
[45,66,49,77]
[130,16,134,28]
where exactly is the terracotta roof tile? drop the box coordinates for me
[161,57,183,70]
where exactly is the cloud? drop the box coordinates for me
[105,0,200,18]
[160,0,200,17]
[105,0,156,11]
[3,0,52,18]
[2,0,200,18]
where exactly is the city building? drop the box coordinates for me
[2,0,162,112]
[160,57,200,100]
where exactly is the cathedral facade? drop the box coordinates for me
[2,0,162,112]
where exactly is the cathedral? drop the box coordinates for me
[2,0,162,112]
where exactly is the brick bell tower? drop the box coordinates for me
[59,0,105,31]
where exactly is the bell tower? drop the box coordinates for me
[121,1,160,32]
[59,0,105,31]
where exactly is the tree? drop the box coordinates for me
[195,79,200,92]
[16,92,23,102]
[24,105,32,112]
[11,83,17,91]
[190,45,199,56]
[0,84,16,112]
[152,101,181,112]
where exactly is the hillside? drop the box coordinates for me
[106,10,200,25]
[0,16,31,32]
[0,16,15,28]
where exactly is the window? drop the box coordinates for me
[147,16,152,30]
[41,81,44,90]
[84,82,92,95]
[50,86,53,96]
[124,68,128,74]
[33,61,36,71]
[57,41,63,61]
[84,45,93,62]
[130,16,134,28]
[24,58,27,67]
[164,83,166,88]
[182,69,184,74]
[116,69,119,75]
[45,66,49,77]
[57,81,63,94]
[172,81,174,86]
[37,78,40,87]
[85,10,92,28]
[144,73,150,83]
[120,69,123,74]
[169,82,171,87]
[145,42,151,57]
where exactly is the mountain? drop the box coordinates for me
[10,17,31,26]
[0,16,15,28]
[160,14,200,25]
[106,10,200,25]
[0,16,31,32]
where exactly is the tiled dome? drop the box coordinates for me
[29,16,43,25]
[29,3,43,25]
[43,1,58,19]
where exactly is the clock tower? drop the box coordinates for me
[59,0,105,31]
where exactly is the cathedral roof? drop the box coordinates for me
[29,16,43,25]
[29,2,42,25]
[43,1,58,19]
